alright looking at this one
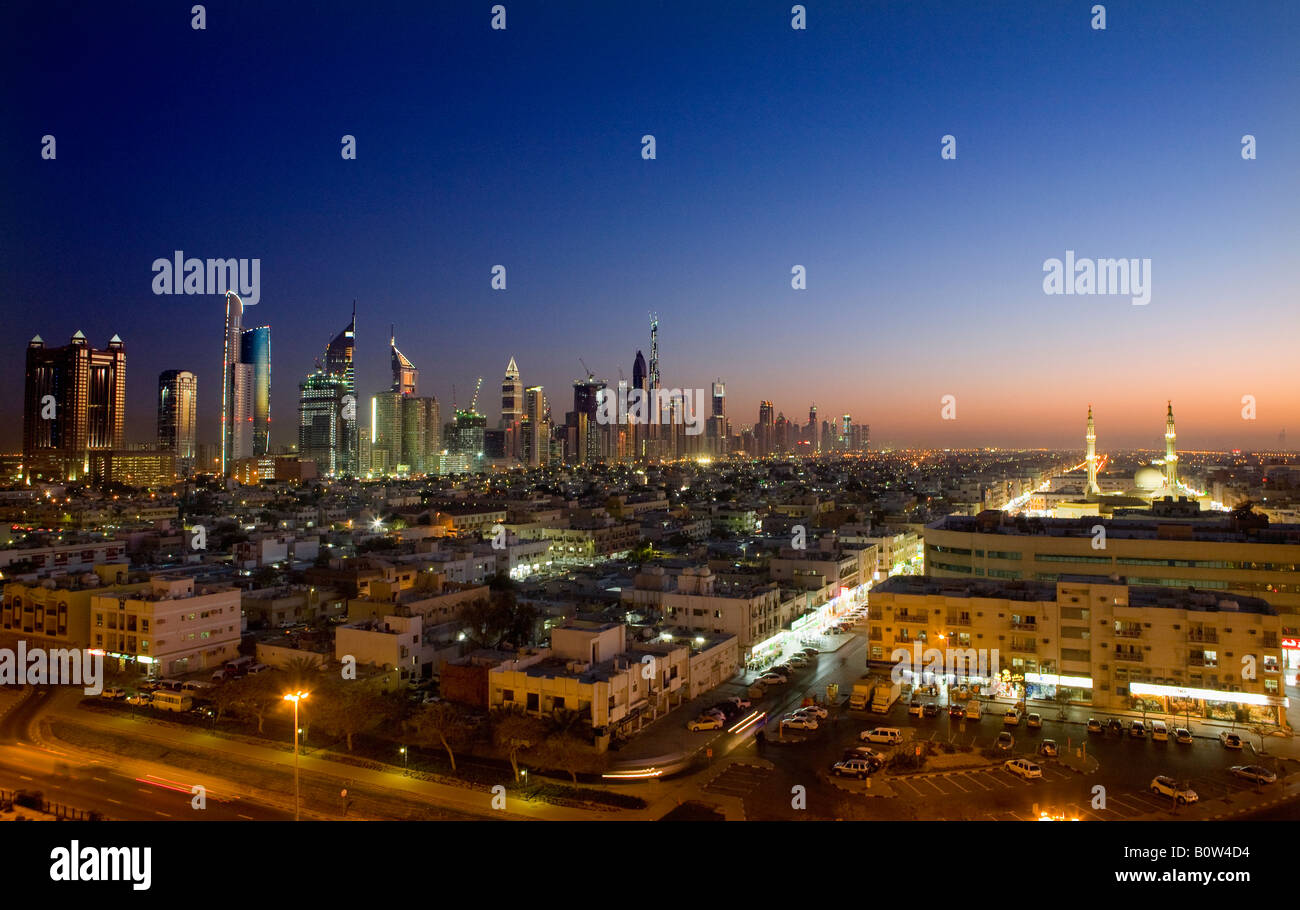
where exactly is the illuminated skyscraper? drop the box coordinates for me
[298,369,350,475]
[523,386,549,467]
[157,369,198,474]
[23,332,126,483]
[501,356,522,427]
[322,306,357,473]
[239,325,271,458]
[391,327,417,396]
[221,291,254,474]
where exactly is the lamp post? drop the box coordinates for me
[283,691,309,821]
[400,746,408,775]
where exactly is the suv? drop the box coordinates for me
[908,700,923,717]
[861,727,903,745]
[1106,718,1123,736]
[1129,720,1147,738]
[1150,776,1198,804]
[1004,758,1042,779]
[832,758,877,780]
[949,703,966,719]
[922,703,940,718]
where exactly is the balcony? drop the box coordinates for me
[1114,628,1142,639]
[1188,656,1218,668]
[1187,631,1219,644]
[1113,650,1144,663]
[1010,621,1038,631]
[946,616,972,627]
[895,612,929,624]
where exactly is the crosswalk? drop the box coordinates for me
[888,762,1076,801]
[703,763,772,799]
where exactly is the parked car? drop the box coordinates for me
[1219,732,1244,750]
[725,696,752,710]
[1004,758,1042,780]
[861,727,903,745]
[908,700,924,717]
[842,746,886,768]
[1230,765,1277,784]
[832,758,877,780]
[125,693,152,706]
[922,703,940,718]
[1106,718,1123,735]
[702,708,727,722]
[949,703,966,719]
[1129,720,1147,738]
[799,648,819,658]
[1086,718,1104,735]
[758,674,787,686]
[687,716,724,732]
[787,655,810,669]
[1003,709,1021,726]
[995,731,1015,751]
[100,687,126,699]
[1174,727,1194,745]
[1026,713,1042,730]
[1151,720,1169,741]
[1150,776,1198,804]
[711,703,740,719]
[767,666,792,679]
[797,704,829,720]
[781,715,819,731]
[1039,739,1059,757]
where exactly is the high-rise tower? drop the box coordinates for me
[322,306,357,473]
[1085,404,1100,495]
[221,291,254,474]
[1164,400,1178,488]
[390,327,417,397]
[23,332,126,482]
[239,325,271,457]
[158,370,198,473]
[500,357,522,428]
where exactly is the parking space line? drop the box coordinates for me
[962,772,995,791]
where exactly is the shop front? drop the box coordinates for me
[1127,682,1288,727]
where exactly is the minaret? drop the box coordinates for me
[1086,405,1100,495]
[1165,400,1178,489]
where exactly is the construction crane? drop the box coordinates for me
[579,358,595,381]
[468,376,483,413]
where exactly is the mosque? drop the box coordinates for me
[1032,402,1210,517]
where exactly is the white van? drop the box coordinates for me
[151,690,194,712]
[1151,720,1169,741]
[965,700,983,721]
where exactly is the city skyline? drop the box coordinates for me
[3,1,1297,452]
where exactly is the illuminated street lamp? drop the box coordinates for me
[400,746,408,774]
[283,691,310,820]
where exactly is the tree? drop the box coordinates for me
[407,702,475,771]
[309,677,401,751]
[224,673,282,733]
[491,709,548,781]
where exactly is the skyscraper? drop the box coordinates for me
[322,307,356,474]
[157,370,198,474]
[632,350,648,459]
[221,291,257,475]
[523,385,549,467]
[23,332,126,483]
[391,327,417,396]
[239,325,271,458]
[500,356,522,427]
[807,404,818,453]
[298,369,350,476]
[757,400,774,455]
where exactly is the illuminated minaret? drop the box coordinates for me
[1086,405,1100,495]
[1164,400,1178,488]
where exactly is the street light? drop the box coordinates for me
[283,691,310,821]
[400,746,408,775]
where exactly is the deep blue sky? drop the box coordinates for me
[3,0,1297,452]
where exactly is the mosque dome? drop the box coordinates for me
[1134,466,1165,491]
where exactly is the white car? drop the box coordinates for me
[1219,732,1244,750]
[1026,713,1042,729]
[796,704,829,720]
[1174,727,1194,744]
[1230,765,1276,784]
[725,696,752,710]
[1004,759,1042,780]
[781,715,819,731]
[1003,709,1021,726]
[100,687,126,699]
[758,674,787,686]
[1150,776,1198,804]
[687,716,724,732]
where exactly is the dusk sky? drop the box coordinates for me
[3,0,1297,452]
